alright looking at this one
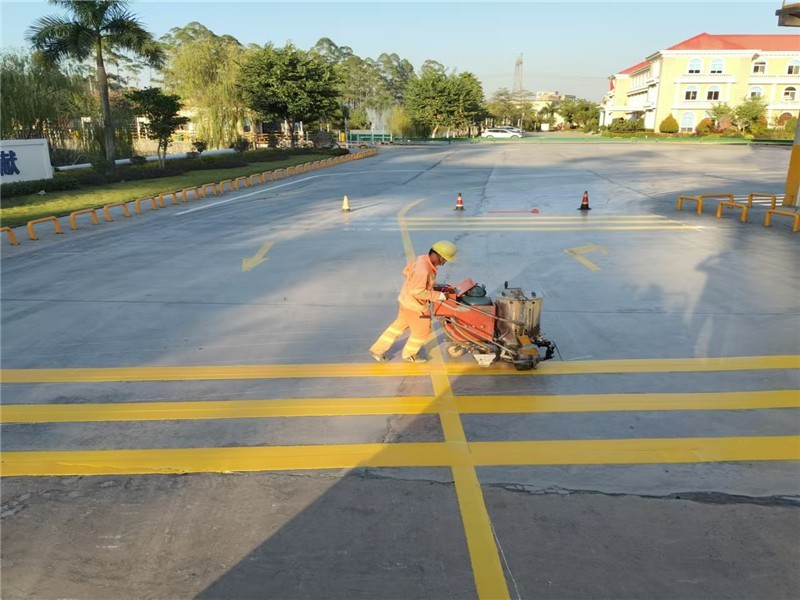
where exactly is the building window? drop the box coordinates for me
[749,87,763,98]
[684,86,698,100]
[680,112,695,133]
[752,61,766,74]
[788,61,800,75]
[707,86,721,101]
[687,59,701,74]
[709,59,724,74]
[784,87,797,101]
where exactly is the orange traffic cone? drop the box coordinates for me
[454,193,464,211]
[341,195,351,212]
[578,191,591,211]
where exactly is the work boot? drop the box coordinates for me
[403,355,427,363]
[370,352,388,363]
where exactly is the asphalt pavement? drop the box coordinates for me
[1,141,798,599]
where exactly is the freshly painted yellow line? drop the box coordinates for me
[457,390,800,414]
[447,355,800,376]
[2,356,797,383]
[0,397,439,423]
[3,391,797,424]
[3,436,797,478]
[405,216,670,221]
[0,442,457,477]
[406,226,698,232]
[405,219,675,224]
[470,436,800,466]
[431,348,510,600]
[402,198,510,600]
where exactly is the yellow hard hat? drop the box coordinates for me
[432,240,457,262]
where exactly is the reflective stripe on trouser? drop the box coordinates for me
[369,305,431,358]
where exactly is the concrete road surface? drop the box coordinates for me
[2,141,799,599]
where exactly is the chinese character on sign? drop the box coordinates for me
[1,150,21,176]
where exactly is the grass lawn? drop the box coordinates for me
[1,154,333,229]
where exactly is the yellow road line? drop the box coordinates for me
[3,356,796,383]
[402,197,510,599]
[450,355,800,375]
[0,442,457,477]
[3,391,797,424]
[3,436,797,477]
[0,397,439,423]
[405,216,670,221]
[405,219,674,224]
[457,390,800,414]
[406,226,698,232]
[470,436,800,466]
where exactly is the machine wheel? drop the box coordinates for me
[446,344,466,358]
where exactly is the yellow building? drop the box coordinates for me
[601,33,800,132]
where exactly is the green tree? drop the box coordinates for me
[486,88,516,125]
[732,96,768,133]
[1,50,89,144]
[239,42,341,147]
[449,72,485,133]
[573,99,600,128]
[556,98,578,128]
[707,102,734,129]
[538,102,557,129]
[27,0,164,164]
[126,87,189,168]
[160,22,249,149]
[659,114,679,134]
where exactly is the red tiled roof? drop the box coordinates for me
[667,33,800,51]
[618,60,650,75]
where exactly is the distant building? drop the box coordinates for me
[601,33,800,131]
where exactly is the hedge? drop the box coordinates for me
[1,174,81,199]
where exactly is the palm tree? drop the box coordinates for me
[27,0,164,163]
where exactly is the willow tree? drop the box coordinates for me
[27,0,164,163]
[160,22,250,148]
[0,50,89,144]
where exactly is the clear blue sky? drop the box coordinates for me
[1,1,793,101]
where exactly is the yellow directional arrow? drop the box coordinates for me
[242,241,274,272]
[564,243,607,271]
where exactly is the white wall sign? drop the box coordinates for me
[0,139,53,183]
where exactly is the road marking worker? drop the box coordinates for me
[369,240,458,363]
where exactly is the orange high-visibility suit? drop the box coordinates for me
[370,253,439,360]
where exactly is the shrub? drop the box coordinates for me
[695,118,714,136]
[609,118,644,133]
[0,174,81,200]
[191,139,208,154]
[659,114,679,134]
[229,137,250,154]
[129,155,147,165]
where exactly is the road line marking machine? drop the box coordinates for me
[431,278,557,370]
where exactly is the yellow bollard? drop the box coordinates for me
[69,208,100,229]
[1,226,20,245]
[27,216,63,240]
[134,197,158,214]
[103,202,131,222]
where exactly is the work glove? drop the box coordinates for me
[436,291,447,302]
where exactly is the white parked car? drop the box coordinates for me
[495,126,524,134]
[481,128,522,139]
